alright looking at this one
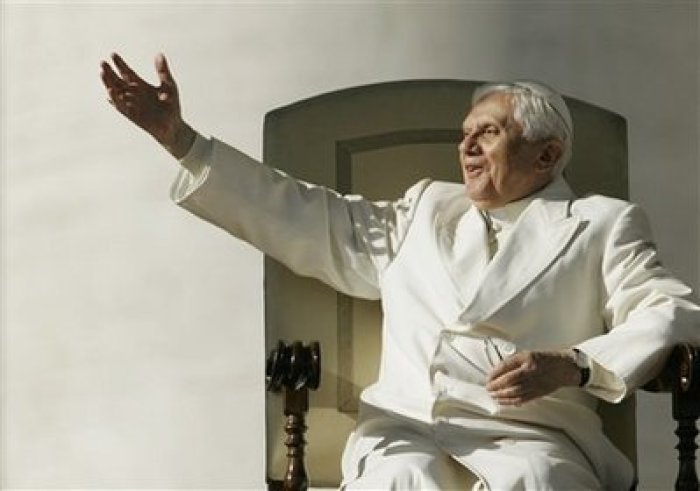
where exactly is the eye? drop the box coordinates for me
[476,126,499,142]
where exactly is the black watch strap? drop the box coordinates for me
[578,366,591,387]
[572,348,591,387]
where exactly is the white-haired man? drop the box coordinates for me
[101,53,700,490]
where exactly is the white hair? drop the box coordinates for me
[472,80,574,173]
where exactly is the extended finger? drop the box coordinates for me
[487,363,532,392]
[491,382,538,404]
[100,61,128,92]
[490,385,518,398]
[488,370,528,392]
[155,53,177,88]
[112,52,146,85]
[493,395,528,406]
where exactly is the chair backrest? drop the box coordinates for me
[263,80,631,487]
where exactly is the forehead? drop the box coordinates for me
[463,92,513,127]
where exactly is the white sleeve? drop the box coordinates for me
[576,204,700,402]
[170,134,429,300]
[582,357,626,402]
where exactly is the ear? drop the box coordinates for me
[535,139,563,173]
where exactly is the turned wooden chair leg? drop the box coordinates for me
[672,344,700,491]
[266,341,321,491]
[282,386,309,490]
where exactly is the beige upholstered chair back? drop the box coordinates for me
[263,80,631,487]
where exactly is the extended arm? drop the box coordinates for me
[101,53,424,298]
[170,135,427,298]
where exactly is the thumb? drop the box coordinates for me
[155,53,176,87]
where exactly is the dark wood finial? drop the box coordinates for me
[266,341,321,491]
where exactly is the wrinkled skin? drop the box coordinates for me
[458,92,562,210]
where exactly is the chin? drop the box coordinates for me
[465,186,493,204]
[465,190,504,210]
[471,200,500,210]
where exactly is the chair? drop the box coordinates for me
[261,80,699,490]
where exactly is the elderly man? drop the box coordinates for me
[101,53,700,490]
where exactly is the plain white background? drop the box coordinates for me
[2,1,698,489]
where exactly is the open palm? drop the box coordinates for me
[101,53,191,156]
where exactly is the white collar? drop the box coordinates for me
[479,175,571,230]
[482,197,532,229]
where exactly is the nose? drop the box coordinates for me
[459,134,480,156]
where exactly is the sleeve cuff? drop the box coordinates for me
[583,354,628,403]
[171,132,213,204]
[178,132,211,174]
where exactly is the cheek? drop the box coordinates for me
[485,147,511,182]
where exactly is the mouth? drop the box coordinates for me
[463,164,485,178]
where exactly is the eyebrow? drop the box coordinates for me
[462,119,499,133]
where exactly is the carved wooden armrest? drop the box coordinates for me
[670,344,699,491]
[266,341,321,491]
[644,344,700,491]
[644,344,698,393]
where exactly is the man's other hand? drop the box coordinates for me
[486,350,580,406]
[100,53,195,159]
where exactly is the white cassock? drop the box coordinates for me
[171,134,700,490]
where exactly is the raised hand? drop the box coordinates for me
[100,53,195,158]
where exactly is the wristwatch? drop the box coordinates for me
[571,348,591,387]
